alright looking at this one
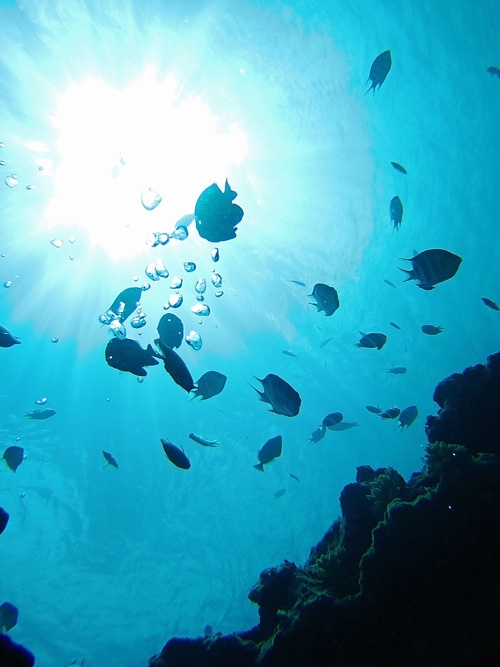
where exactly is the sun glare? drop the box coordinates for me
[44,67,249,260]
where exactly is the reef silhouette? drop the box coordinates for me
[149,351,500,667]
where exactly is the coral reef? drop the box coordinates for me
[149,352,500,667]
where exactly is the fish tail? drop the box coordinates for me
[253,463,264,472]
[398,267,414,282]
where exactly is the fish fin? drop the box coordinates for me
[398,267,414,282]
[253,463,264,472]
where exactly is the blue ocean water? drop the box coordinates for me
[1,0,499,664]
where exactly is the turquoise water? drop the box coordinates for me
[1,0,499,664]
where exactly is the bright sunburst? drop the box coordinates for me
[44,66,248,260]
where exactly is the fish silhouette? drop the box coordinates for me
[399,249,462,290]
[309,283,340,316]
[194,180,244,242]
[252,374,301,417]
[365,50,392,95]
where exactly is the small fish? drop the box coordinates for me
[421,325,444,336]
[254,435,282,471]
[390,196,403,232]
[481,297,500,311]
[365,50,392,95]
[396,405,418,430]
[328,421,358,431]
[282,350,298,359]
[356,332,387,350]
[384,279,396,289]
[252,374,301,417]
[309,426,327,443]
[2,446,24,472]
[389,322,401,330]
[322,412,343,429]
[366,405,383,414]
[0,325,21,348]
[388,366,407,375]
[189,433,219,447]
[194,179,244,242]
[287,280,306,287]
[0,601,18,632]
[391,161,407,174]
[161,439,191,469]
[320,337,335,348]
[0,507,9,535]
[399,249,462,290]
[487,66,500,78]
[289,473,301,483]
[309,283,340,316]
[25,408,56,420]
[274,488,286,499]
[103,451,119,468]
[191,370,227,400]
[380,407,401,420]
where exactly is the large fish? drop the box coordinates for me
[194,179,244,242]
[252,374,301,417]
[191,370,227,400]
[156,346,195,392]
[399,249,462,290]
[365,50,392,95]
[2,446,24,472]
[322,412,343,429]
[309,283,340,316]
[161,439,191,469]
[254,435,282,471]
[396,405,418,430]
[156,313,184,350]
[0,601,18,632]
[0,325,21,348]
[105,338,159,377]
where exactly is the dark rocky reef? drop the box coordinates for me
[149,351,500,667]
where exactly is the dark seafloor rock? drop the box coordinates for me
[150,352,500,667]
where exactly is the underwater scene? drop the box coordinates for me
[1,0,500,665]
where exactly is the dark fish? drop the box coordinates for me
[194,179,244,242]
[309,426,326,443]
[282,350,298,359]
[288,280,306,287]
[254,435,282,471]
[322,412,343,428]
[252,374,301,417]
[189,433,218,447]
[389,321,401,330]
[274,488,286,499]
[320,337,334,348]
[289,473,301,483]
[107,287,142,323]
[396,405,418,430]
[487,66,500,78]
[366,405,383,414]
[399,249,462,290]
[356,332,387,350]
[390,196,403,232]
[103,451,119,468]
[309,283,340,316]
[2,446,24,472]
[156,313,183,350]
[391,161,407,174]
[25,408,56,420]
[328,421,358,431]
[388,366,407,374]
[421,325,444,336]
[191,370,227,400]
[0,325,21,348]
[204,625,213,638]
[105,338,159,377]
[365,50,392,95]
[0,601,18,632]
[481,297,500,311]
[157,346,195,392]
[161,438,191,469]
[0,507,9,535]
[380,407,400,420]
[384,279,396,288]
